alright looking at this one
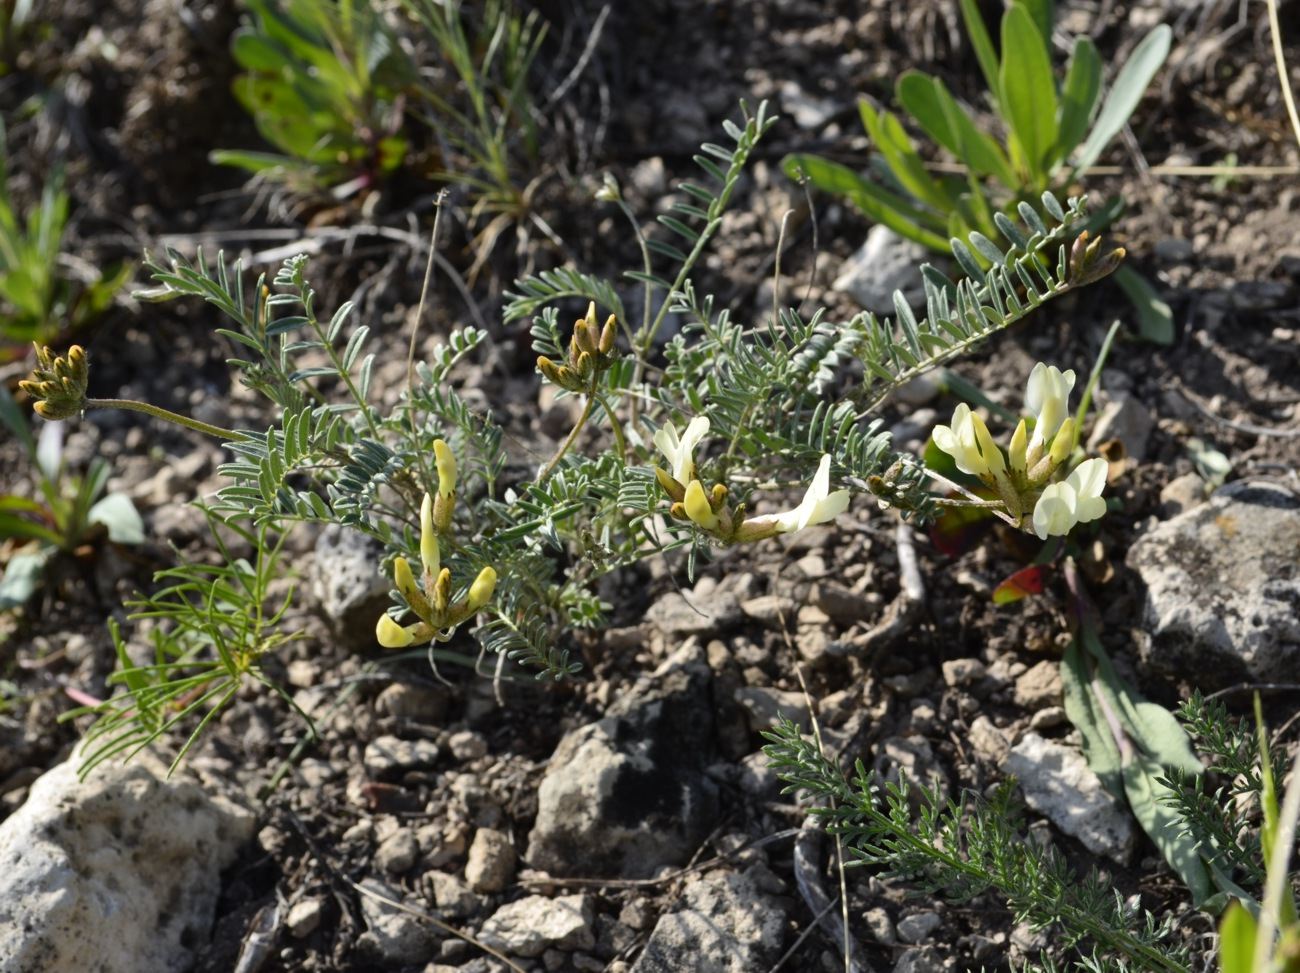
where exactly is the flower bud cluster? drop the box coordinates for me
[375,439,498,648]
[932,362,1108,539]
[19,344,89,420]
[653,418,850,544]
[537,302,619,393]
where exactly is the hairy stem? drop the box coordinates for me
[539,393,596,483]
[85,398,251,442]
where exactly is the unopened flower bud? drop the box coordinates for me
[420,494,440,576]
[433,440,457,498]
[19,344,89,420]
[1008,419,1028,473]
[598,315,617,355]
[1049,417,1075,465]
[432,567,452,614]
[572,320,598,356]
[394,557,424,614]
[466,566,497,612]
[655,467,686,502]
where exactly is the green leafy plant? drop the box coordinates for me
[0,129,131,355]
[62,510,305,777]
[25,104,1121,765]
[1164,694,1300,973]
[214,0,548,240]
[401,0,547,256]
[0,382,144,610]
[785,0,1174,342]
[763,718,1193,971]
[212,0,417,196]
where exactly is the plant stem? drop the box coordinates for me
[593,392,627,463]
[85,398,251,442]
[538,393,595,483]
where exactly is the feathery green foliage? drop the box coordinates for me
[786,1,1173,342]
[763,718,1193,972]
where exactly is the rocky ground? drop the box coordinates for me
[2,0,1300,971]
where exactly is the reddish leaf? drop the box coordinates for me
[929,501,996,556]
[993,564,1048,604]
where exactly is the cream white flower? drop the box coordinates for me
[766,454,850,533]
[933,403,1005,478]
[1026,363,1076,451]
[1031,457,1108,538]
[654,416,710,485]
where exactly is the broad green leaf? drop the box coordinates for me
[0,546,54,610]
[87,493,145,545]
[1055,37,1102,167]
[999,4,1059,183]
[0,510,62,546]
[783,154,951,251]
[1020,0,1055,45]
[859,100,953,214]
[1113,264,1173,345]
[231,31,291,72]
[1063,630,1214,906]
[209,150,303,175]
[896,73,1018,188]
[959,0,1002,111]
[1217,903,1257,973]
[1073,24,1172,171]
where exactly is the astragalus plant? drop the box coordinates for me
[19,103,1122,768]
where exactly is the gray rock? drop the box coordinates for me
[376,830,419,875]
[645,589,740,638]
[427,871,480,918]
[1088,394,1154,462]
[375,682,449,723]
[631,867,788,973]
[734,686,810,734]
[862,907,896,944]
[779,80,838,129]
[832,224,929,315]
[739,593,797,626]
[1014,660,1061,709]
[0,754,255,973]
[899,910,941,941]
[894,947,945,973]
[941,658,986,688]
[286,898,325,939]
[465,827,516,893]
[896,911,941,944]
[357,881,438,966]
[1128,480,1300,686]
[448,730,488,761]
[811,581,874,626]
[480,894,594,958]
[1159,472,1206,518]
[972,718,1008,764]
[364,735,440,777]
[312,524,392,645]
[527,645,719,878]
[1004,732,1136,862]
